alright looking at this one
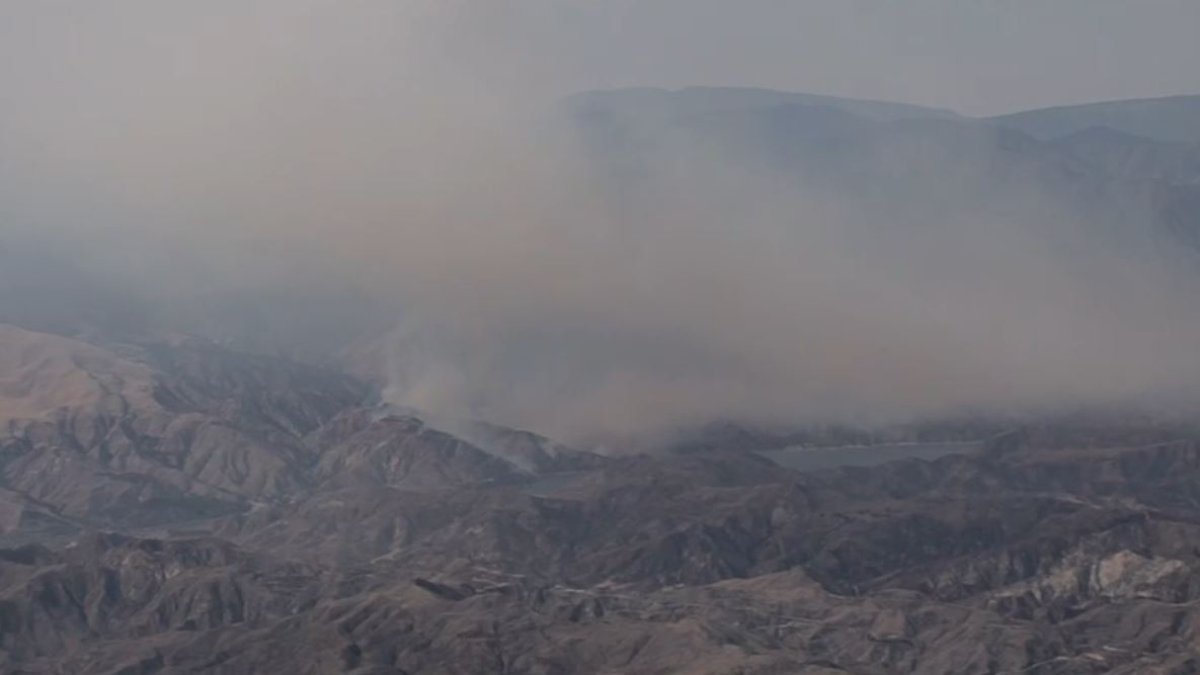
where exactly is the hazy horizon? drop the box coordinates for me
[4,2,1200,117]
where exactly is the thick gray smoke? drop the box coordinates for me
[3,2,1200,442]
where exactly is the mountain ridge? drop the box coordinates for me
[573,87,1200,144]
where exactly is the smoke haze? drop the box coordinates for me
[3,2,1200,442]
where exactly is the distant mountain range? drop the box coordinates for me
[567,87,1200,254]
[566,86,963,124]
[572,87,1200,144]
[991,94,1200,144]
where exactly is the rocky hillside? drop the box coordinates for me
[0,326,601,542]
[4,325,1200,672]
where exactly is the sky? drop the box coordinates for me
[471,0,1200,114]
[2,1,1200,116]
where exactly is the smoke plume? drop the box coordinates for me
[3,2,1200,443]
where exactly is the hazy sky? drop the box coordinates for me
[2,1,1199,115]
[540,0,1200,114]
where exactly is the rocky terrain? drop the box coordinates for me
[4,86,1200,673]
[2,323,1200,673]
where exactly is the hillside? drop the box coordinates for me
[989,95,1200,144]
[4,326,1200,671]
